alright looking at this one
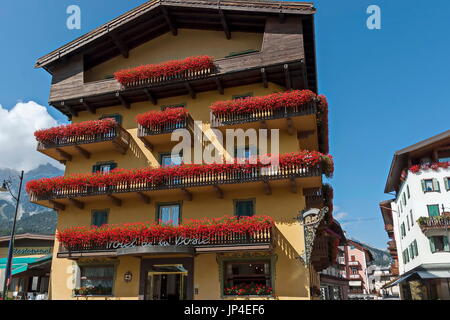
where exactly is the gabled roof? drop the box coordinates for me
[35,0,316,72]
[384,130,450,193]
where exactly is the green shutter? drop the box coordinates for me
[433,179,440,192]
[428,205,440,217]
[92,211,108,227]
[110,162,118,171]
[421,180,426,192]
[445,178,449,191]
[236,200,254,217]
[444,237,450,252]
[429,238,436,253]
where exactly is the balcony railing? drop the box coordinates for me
[210,101,318,128]
[37,124,131,158]
[348,261,361,267]
[57,228,273,257]
[123,68,214,88]
[30,164,322,203]
[418,216,450,232]
[349,274,362,280]
[137,115,194,137]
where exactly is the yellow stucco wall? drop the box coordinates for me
[84,29,263,82]
[47,28,321,300]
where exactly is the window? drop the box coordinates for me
[410,210,414,226]
[407,185,410,199]
[92,210,108,227]
[429,236,450,253]
[223,260,271,295]
[158,203,181,225]
[422,179,440,193]
[402,193,406,206]
[92,161,117,174]
[351,267,358,274]
[445,177,450,191]
[409,244,414,259]
[79,265,114,296]
[234,145,258,160]
[400,203,403,213]
[235,200,255,217]
[232,93,254,100]
[407,215,410,231]
[413,240,419,257]
[427,204,440,217]
[401,223,406,238]
[160,153,183,168]
[161,103,186,111]
[100,113,122,125]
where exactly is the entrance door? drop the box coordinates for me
[145,265,188,300]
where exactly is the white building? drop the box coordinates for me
[367,265,400,299]
[381,130,450,300]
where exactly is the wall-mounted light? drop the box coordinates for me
[124,271,132,282]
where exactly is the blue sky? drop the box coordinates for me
[0,0,449,249]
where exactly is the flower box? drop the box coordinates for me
[136,107,188,128]
[114,55,215,86]
[34,118,117,144]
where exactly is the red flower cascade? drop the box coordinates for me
[114,55,214,85]
[136,107,188,127]
[34,118,117,144]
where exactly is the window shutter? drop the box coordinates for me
[421,180,426,192]
[92,165,100,173]
[433,179,440,192]
[444,237,450,252]
[445,178,450,191]
[429,238,436,253]
[109,162,118,171]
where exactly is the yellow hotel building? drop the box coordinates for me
[29,0,338,300]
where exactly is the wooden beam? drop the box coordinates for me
[116,92,130,109]
[79,98,96,114]
[74,146,91,159]
[262,180,272,195]
[278,13,286,23]
[55,148,72,161]
[107,194,122,207]
[301,59,309,90]
[49,200,65,211]
[109,32,129,58]
[143,89,157,105]
[215,77,224,95]
[290,178,297,193]
[161,6,177,36]
[219,10,231,39]
[61,101,78,117]
[68,198,84,209]
[137,192,151,204]
[261,68,268,88]
[181,188,193,201]
[213,185,224,199]
[284,64,292,90]
[185,82,196,99]
[286,118,294,136]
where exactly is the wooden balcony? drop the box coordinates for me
[30,163,322,210]
[210,101,318,133]
[37,125,131,162]
[137,114,194,150]
[57,228,273,259]
[387,240,397,251]
[418,215,450,236]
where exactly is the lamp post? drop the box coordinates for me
[1,170,24,300]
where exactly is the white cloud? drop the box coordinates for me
[0,101,62,171]
[334,211,348,220]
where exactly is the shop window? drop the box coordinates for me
[158,203,181,226]
[421,179,440,193]
[92,210,108,227]
[429,236,450,253]
[223,260,272,296]
[92,161,117,174]
[77,265,114,296]
[427,204,440,217]
[235,199,255,218]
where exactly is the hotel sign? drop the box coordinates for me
[106,237,210,250]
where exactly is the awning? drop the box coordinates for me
[383,273,416,289]
[417,270,450,279]
[0,255,52,276]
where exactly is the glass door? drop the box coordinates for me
[145,265,188,300]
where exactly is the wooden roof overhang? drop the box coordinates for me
[384,130,450,193]
[52,59,306,118]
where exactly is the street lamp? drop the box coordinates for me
[1,171,24,300]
